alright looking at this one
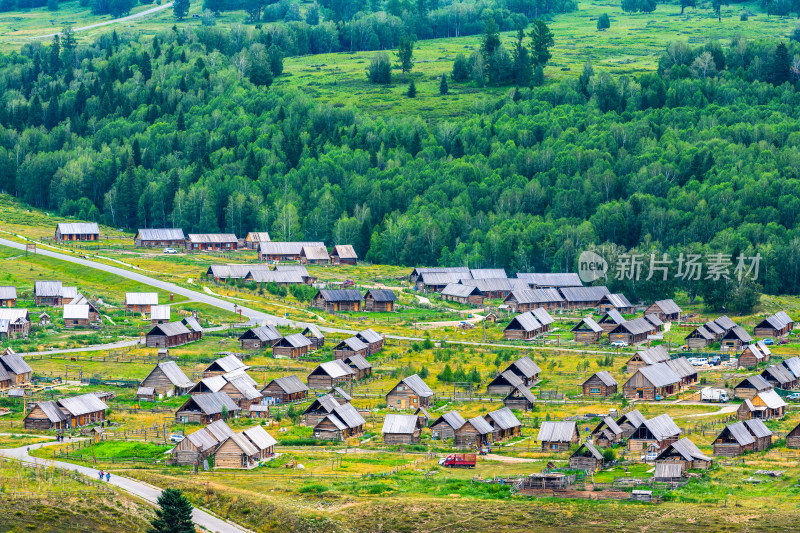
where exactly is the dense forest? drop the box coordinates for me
[0,21,800,305]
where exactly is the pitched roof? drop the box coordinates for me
[249,270,305,284]
[357,328,383,344]
[736,375,772,391]
[147,321,191,337]
[537,421,577,442]
[558,286,610,302]
[782,356,800,378]
[468,415,494,435]
[34,281,62,297]
[303,394,340,415]
[225,432,260,457]
[634,345,670,365]
[686,326,714,341]
[137,386,155,396]
[302,325,324,339]
[762,365,795,386]
[485,407,521,430]
[137,228,185,241]
[433,411,466,430]
[644,313,664,327]
[318,289,363,302]
[187,233,238,243]
[225,374,262,401]
[331,402,366,429]
[420,272,468,285]
[0,352,32,375]
[506,384,536,404]
[666,357,697,379]
[276,333,312,348]
[154,361,194,388]
[652,299,682,315]
[0,286,17,299]
[509,356,541,378]
[126,292,159,306]
[246,231,271,242]
[756,312,794,330]
[714,315,736,330]
[191,376,226,393]
[364,289,397,302]
[642,414,681,440]
[459,278,513,292]
[654,462,683,480]
[530,307,554,326]
[316,360,356,379]
[208,354,249,373]
[331,386,352,401]
[442,283,482,298]
[612,316,654,336]
[723,326,753,343]
[260,242,325,255]
[572,316,603,333]
[400,374,434,398]
[58,393,108,416]
[744,418,772,438]
[590,371,618,387]
[657,437,710,462]
[517,273,583,287]
[34,400,70,423]
[382,414,419,434]
[205,419,235,441]
[704,320,724,335]
[470,268,508,279]
[599,309,626,324]
[240,325,282,343]
[63,304,89,320]
[184,392,241,415]
[242,424,277,450]
[266,375,308,394]
[345,354,372,370]
[496,370,524,389]
[757,340,772,357]
[573,441,603,460]
[755,389,787,409]
[506,311,542,332]
[617,409,646,429]
[506,288,564,304]
[719,421,756,446]
[637,362,681,388]
[593,416,622,436]
[335,337,369,352]
[186,427,221,452]
[57,222,99,235]
[301,246,330,261]
[332,244,358,259]
[603,293,633,309]
[150,305,171,321]
[743,344,764,361]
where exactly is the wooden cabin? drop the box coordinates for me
[597,309,626,333]
[333,337,369,360]
[302,325,325,349]
[363,289,397,312]
[0,352,32,386]
[125,292,158,314]
[583,371,618,397]
[385,374,434,409]
[244,232,271,249]
[0,286,17,307]
[737,390,786,421]
[598,293,635,314]
[557,286,610,310]
[219,374,263,410]
[483,407,521,441]
[0,309,31,339]
[356,329,385,355]
[721,326,753,350]
[487,370,525,396]
[172,420,234,466]
[344,354,372,380]
[644,314,664,333]
[782,356,800,382]
[302,394,341,426]
[300,245,330,265]
[62,304,91,328]
[503,356,541,386]
[23,400,70,430]
[313,403,365,441]
[454,416,493,448]
[738,344,766,368]
[569,442,603,472]
[136,387,156,401]
[786,421,800,449]
[537,421,579,452]
[150,305,170,325]
[685,326,714,349]
[382,414,422,444]
[313,289,363,312]
[503,311,544,340]
[734,375,773,400]
[753,311,793,338]
[666,357,698,386]
[259,241,324,262]
[703,320,725,341]
[591,416,623,447]
[140,361,195,397]
[627,414,681,451]
[626,345,670,372]
[272,333,312,358]
[615,409,647,440]
[186,233,238,251]
[431,411,466,441]
[458,278,513,300]
[248,269,306,286]
[175,392,241,424]
[571,316,604,343]
[761,364,797,390]
[203,354,249,377]
[653,462,683,484]
[261,375,308,404]
[644,299,681,322]
[214,433,261,469]
[503,288,563,312]
[623,362,681,400]
[503,385,536,411]
[713,419,772,456]
[55,222,99,241]
[414,406,431,427]
[608,317,653,346]
[441,284,484,305]
[410,267,470,287]
[516,272,583,289]
[655,437,712,471]
[24,393,108,430]
[307,360,355,389]
[145,321,194,348]
[238,325,282,350]
[330,244,358,265]
[34,281,63,307]
[134,228,185,247]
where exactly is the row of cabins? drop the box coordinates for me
[207,264,316,285]
[259,242,358,264]
[24,393,108,430]
[34,281,83,307]
[586,409,684,452]
[312,289,398,313]
[570,435,711,476]
[173,420,277,469]
[684,315,737,349]
[424,408,522,447]
[623,356,698,400]
[145,318,203,348]
[502,308,554,340]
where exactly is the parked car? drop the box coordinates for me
[687,357,698,365]
[644,451,658,462]
[169,434,185,443]
[692,358,708,367]
[611,340,628,348]
[163,247,178,254]
[709,356,722,366]
[763,338,775,345]
[787,393,800,402]
[342,279,355,287]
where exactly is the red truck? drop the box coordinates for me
[439,453,477,468]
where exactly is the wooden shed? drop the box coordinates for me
[583,371,618,397]
[654,437,712,471]
[569,441,603,472]
[537,421,579,452]
[261,375,308,404]
[644,313,665,332]
[483,407,521,441]
[487,370,525,396]
[24,393,108,430]
[591,416,623,447]
[135,228,185,247]
[302,394,341,426]
[238,325,282,350]
[34,281,63,307]
[330,244,358,265]
[382,414,422,444]
[753,311,793,338]
[598,293,635,314]
[363,289,397,312]
[503,288,563,312]
[203,354,249,377]
[62,304,90,328]
[454,416,493,448]
[685,326,714,349]
[441,284,484,305]
[0,309,31,339]
[302,325,325,349]
[516,272,583,289]
[734,375,773,400]
[643,299,682,322]
[272,333,312,358]
[721,326,753,351]
[307,360,355,389]
[431,411,466,441]
[386,374,434,409]
[626,345,670,373]
[571,316,604,344]
[244,232,271,249]
[503,311,544,340]
[136,387,156,401]
[344,354,372,380]
[597,309,626,333]
[0,286,17,307]
[23,400,70,430]
[125,292,158,314]
[175,392,241,424]
[737,390,786,421]
[628,414,681,452]
[712,421,757,457]
[140,361,195,397]
[356,328,385,355]
[623,362,681,400]
[786,421,800,449]
[761,364,797,390]
[219,373,263,410]
[738,344,766,368]
[0,352,32,386]
[172,420,233,466]
[313,403,365,441]
[259,241,324,262]
[186,233,238,251]
[653,463,683,484]
[313,289,363,312]
[300,245,330,265]
[150,305,171,325]
[55,222,99,241]
[557,286,610,310]
[333,336,370,360]
[145,321,194,348]
[608,317,654,346]
[503,385,536,411]
[615,409,646,439]
[214,432,261,469]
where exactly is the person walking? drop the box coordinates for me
[105,472,110,482]
[99,470,104,480]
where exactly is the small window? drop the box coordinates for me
[590,387,600,394]
[549,443,558,450]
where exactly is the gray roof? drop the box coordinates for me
[507,384,536,404]
[736,375,772,391]
[205,419,235,442]
[246,232,271,242]
[530,307,554,326]
[757,340,772,357]
[613,316,655,336]
[506,311,542,332]
[459,278,513,292]
[0,286,17,299]
[714,316,736,330]
[0,352,33,375]
[225,432,259,457]
[332,387,352,401]
[442,283,482,298]
[345,354,372,370]
[154,361,194,388]
[743,344,764,361]
[572,316,603,333]
[434,411,467,430]
[470,268,508,279]
[225,374,262,401]
[382,414,419,435]
[756,389,787,409]
[559,286,610,303]
[186,426,222,452]
[652,299,682,315]
[249,270,305,284]
[537,421,577,442]
[506,288,564,304]
[241,325,282,343]
[642,414,681,440]
[593,416,622,436]
[243,424,277,450]
[335,337,369,352]
[401,374,434,398]
[63,304,89,320]
[303,325,324,339]
[35,400,70,423]
[573,441,603,460]
[618,409,646,429]
[260,242,324,255]
[126,292,159,306]
[58,393,108,416]
[35,281,62,297]
[57,222,99,235]
[637,362,681,388]
[316,360,356,379]
[666,357,697,379]
[757,311,794,330]
[365,289,397,302]
[744,418,772,438]
[420,272,464,285]
[720,421,756,446]
[644,313,664,327]
[331,402,366,429]
[318,289,363,302]
[302,246,330,261]
[274,265,311,276]
[603,293,633,309]
[591,371,618,387]
[762,365,795,386]
[187,233,237,243]
[687,326,714,341]
[657,437,710,462]
[148,321,191,337]
[654,462,683,480]
[635,345,673,365]
[599,309,626,325]
[332,245,358,259]
[704,321,724,335]
[137,386,155,396]
[277,333,313,349]
[189,376,224,395]
[266,375,308,394]
[510,356,541,378]
[723,326,752,343]
[517,273,582,287]
[468,415,494,435]
[782,356,800,378]
[303,394,340,415]
[207,264,271,280]
[150,305,171,321]
[185,392,241,415]
[485,407,521,430]
[498,369,524,389]
[182,317,203,333]
[137,228,185,241]
[357,328,383,344]
[208,354,249,373]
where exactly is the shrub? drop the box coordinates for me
[597,13,610,30]
[367,53,391,84]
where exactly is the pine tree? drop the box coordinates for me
[173,0,190,21]
[529,20,554,68]
[28,95,43,127]
[439,73,448,95]
[397,37,414,81]
[44,96,59,129]
[140,52,152,80]
[512,28,532,86]
[49,35,61,74]
[597,13,610,30]
[407,79,417,98]
[771,41,791,85]
[131,139,142,167]
[176,109,185,131]
[152,35,161,59]
[451,52,470,82]
[148,489,194,533]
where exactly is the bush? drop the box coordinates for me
[601,448,617,462]
[367,53,391,84]
[597,13,610,30]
